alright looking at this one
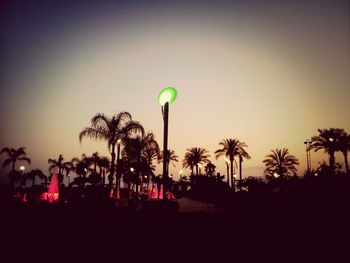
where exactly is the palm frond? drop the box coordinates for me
[18,157,31,164]
[2,158,12,168]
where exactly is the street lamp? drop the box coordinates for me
[158,86,177,200]
[116,133,126,192]
[19,166,25,187]
[233,173,237,190]
[20,165,25,173]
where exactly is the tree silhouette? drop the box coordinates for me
[338,131,349,175]
[158,149,179,167]
[310,128,344,176]
[215,139,249,190]
[23,169,47,187]
[1,147,31,188]
[204,162,216,177]
[48,154,65,184]
[182,147,210,176]
[263,148,299,178]
[79,112,144,186]
[122,132,159,195]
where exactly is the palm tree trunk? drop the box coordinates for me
[329,152,335,176]
[239,156,242,192]
[12,160,15,173]
[226,163,230,187]
[230,157,234,191]
[109,144,116,187]
[343,151,349,175]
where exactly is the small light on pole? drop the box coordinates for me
[158,87,177,200]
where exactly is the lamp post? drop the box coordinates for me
[304,139,312,174]
[116,133,126,195]
[19,166,25,187]
[158,87,177,200]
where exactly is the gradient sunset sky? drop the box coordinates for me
[1,0,349,183]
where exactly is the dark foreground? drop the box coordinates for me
[1,193,349,261]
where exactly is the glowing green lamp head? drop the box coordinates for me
[158,87,177,106]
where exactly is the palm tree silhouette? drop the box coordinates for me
[237,148,251,191]
[204,162,216,177]
[122,132,159,195]
[338,131,349,175]
[48,154,65,184]
[71,154,91,189]
[1,147,31,188]
[79,112,144,187]
[23,169,47,187]
[215,139,249,190]
[182,147,210,176]
[62,160,74,186]
[263,148,299,178]
[158,149,179,167]
[310,128,344,176]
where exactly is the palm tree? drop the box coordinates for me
[122,132,159,195]
[158,149,179,167]
[97,156,110,185]
[71,154,91,189]
[62,160,74,186]
[204,162,216,177]
[79,112,144,187]
[310,128,344,176]
[215,139,249,190]
[23,169,47,187]
[237,147,251,191]
[182,147,210,176]
[1,147,31,188]
[141,132,161,170]
[48,154,65,184]
[338,131,350,175]
[263,148,299,178]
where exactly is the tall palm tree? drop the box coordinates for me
[79,112,144,186]
[182,147,210,176]
[158,149,179,167]
[237,147,251,191]
[263,148,299,178]
[1,147,31,188]
[215,139,249,190]
[310,128,344,176]
[338,131,350,175]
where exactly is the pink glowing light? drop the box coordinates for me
[47,172,59,203]
[116,187,120,199]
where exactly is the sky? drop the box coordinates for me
[0,0,349,184]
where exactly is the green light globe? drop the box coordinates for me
[158,87,177,105]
